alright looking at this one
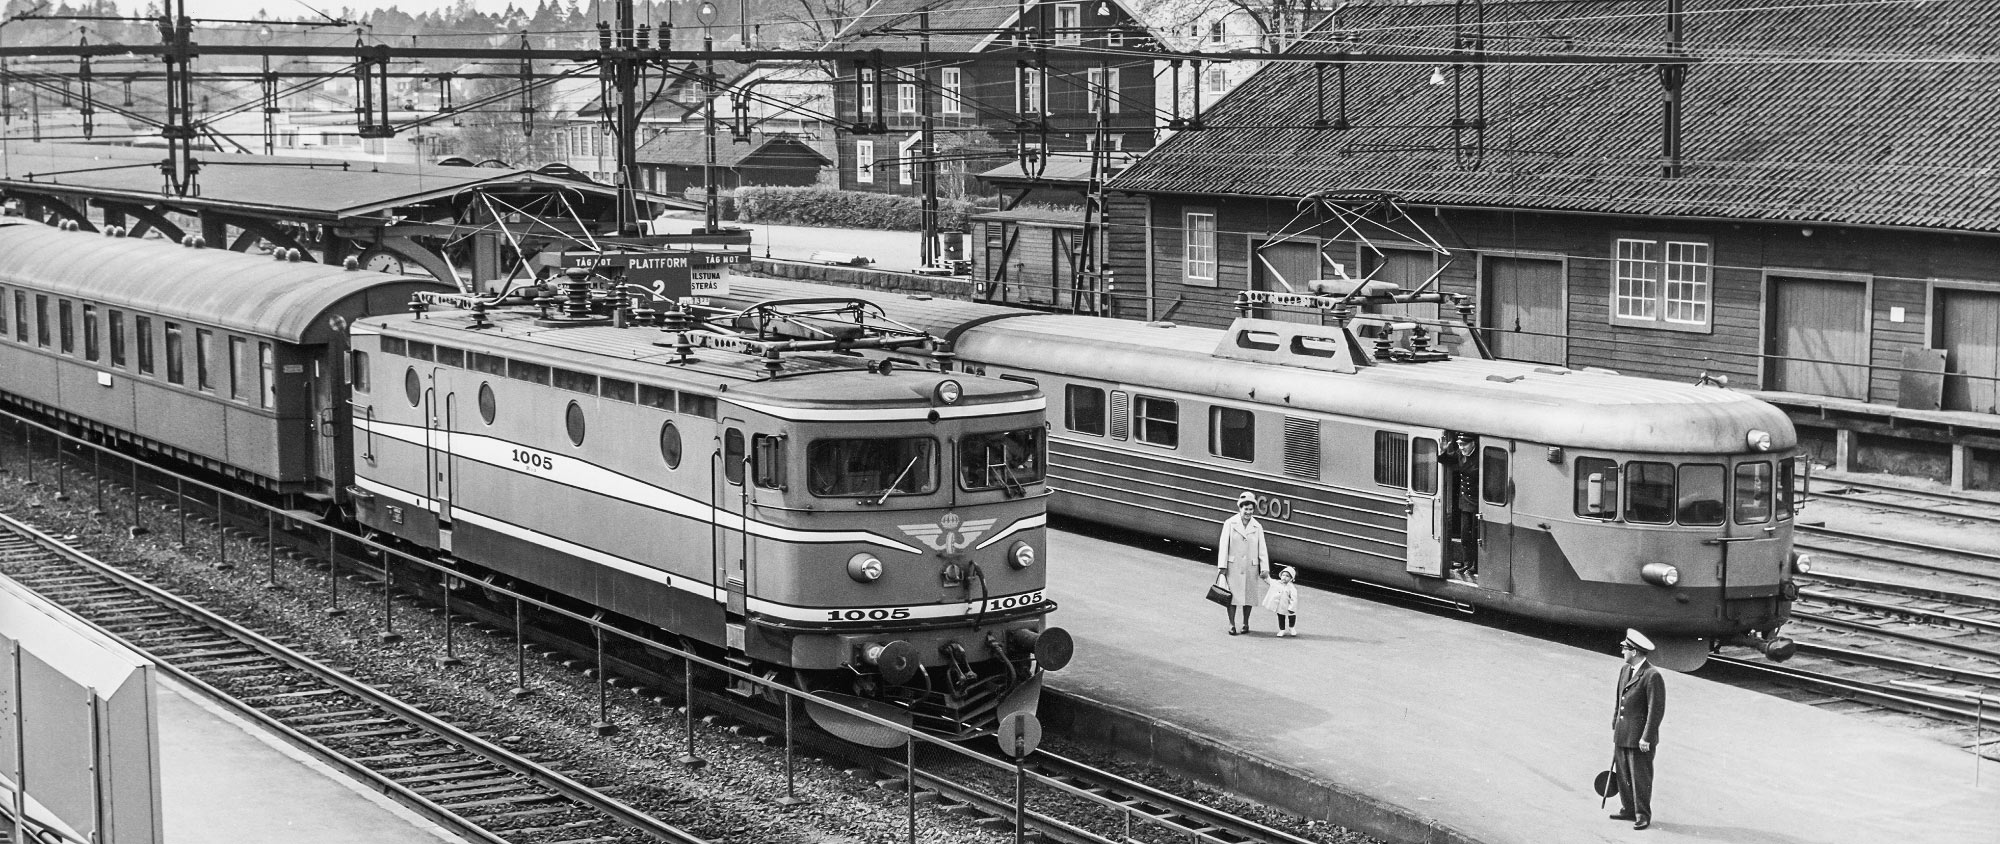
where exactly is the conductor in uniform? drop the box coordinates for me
[1611,629,1666,830]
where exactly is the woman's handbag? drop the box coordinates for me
[1205,572,1232,606]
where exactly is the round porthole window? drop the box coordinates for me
[565,400,586,446]
[478,382,496,425]
[659,421,682,469]
[404,368,421,407]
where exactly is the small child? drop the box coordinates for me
[1262,566,1299,637]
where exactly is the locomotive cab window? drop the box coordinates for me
[350,351,370,392]
[1132,395,1179,448]
[961,427,1044,492]
[724,429,746,485]
[1065,385,1105,436]
[753,434,785,490]
[1625,461,1674,524]
[1734,461,1773,524]
[1574,457,1619,518]
[1677,464,1725,525]
[808,436,937,498]
[1210,406,1254,462]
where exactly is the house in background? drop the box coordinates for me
[635,130,829,194]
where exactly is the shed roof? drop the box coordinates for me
[834,0,1155,52]
[1110,0,2000,233]
[636,132,831,168]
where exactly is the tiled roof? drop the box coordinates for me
[834,0,1021,52]
[635,132,829,167]
[1110,0,2000,232]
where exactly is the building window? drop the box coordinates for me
[856,141,875,183]
[897,71,917,113]
[1183,211,1216,283]
[1086,67,1120,113]
[1020,67,1041,114]
[941,68,962,114]
[859,69,875,116]
[1203,64,1229,96]
[1055,3,1081,44]
[1207,19,1226,46]
[1132,395,1179,448]
[1106,28,1122,46]
[899,136,918,185]
[1613,236,1711,330]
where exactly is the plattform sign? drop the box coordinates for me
[560,250,747,305]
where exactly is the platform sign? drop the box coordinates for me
[561,250,745,306]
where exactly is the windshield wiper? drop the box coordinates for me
[876,453,923,506]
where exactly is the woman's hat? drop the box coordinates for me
[1278,565,1296,579]
[1236,491,1258,507]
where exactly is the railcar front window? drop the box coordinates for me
[1574,457,1619,518]
[1734,462,1773,524]
[1777,458,1797,519]
[809,437,938,498]
[1625,461,1674,524]
[1676,464,1725,525]
[961,427,1044,492]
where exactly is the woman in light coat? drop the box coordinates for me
[1217,491,1271,635]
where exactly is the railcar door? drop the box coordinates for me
[1474,439,1515,592]
[311,356,336,484]
[1403,428,1446,577]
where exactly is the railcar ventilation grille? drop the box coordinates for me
[1109,390,1130,440]
[1283,416,1320,480]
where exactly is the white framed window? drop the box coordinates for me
[1020,68,1042,114]
[1184,210,1217,284]
[897,70,917,113]
[1085,133,1124,151]
[859,69,875,116]
[1612,236,1711,330]
[1106,28,1122,46]
[1086,67,1121,113]
[1055,4,1081,44]
[899,135,919,185]
[941,68,962,114]
[1207,20,1226,46]
[1202,64,1229,96]
[856,141,875,183]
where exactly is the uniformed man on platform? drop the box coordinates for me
[1611,628,1667,830]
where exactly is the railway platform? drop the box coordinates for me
[1041,525,1999,844]
[155,676,465,844]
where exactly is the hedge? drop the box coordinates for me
[733,187,994,231]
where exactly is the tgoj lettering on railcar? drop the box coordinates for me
[1243,492,1293,520]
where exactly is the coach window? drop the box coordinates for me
[195,329,215,391]
[109,310,125,367]
[1410,437,1439,495]
[724,429,746,485]
[228,336,248,401]
[82,305,99,361]
[1574,457,1619,518]
[58,300,74,354]
[1133,395,1179,448]
[1676,464,1725,525]
[1481,447,1510,504]
[753,434,786,489]
[659,421,683,469]
[565,400,586,446]
[12,292,25,341]
[136,317,155,375]
[404,367,422,407]
[808,436,937,497]
[164,322,185,384]
[478,382,496,424]
[1625,461,1674,524]
[1372,431,1410,488]
[258,343,275,409]
[962,427,1044,492]
[1210,406,1254,462]
[34,295,49,348]
[1733,461,1773,524]
[1065,385,1106,435]
[0,287,6,339]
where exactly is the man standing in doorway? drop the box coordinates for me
[1611,629,1666,830]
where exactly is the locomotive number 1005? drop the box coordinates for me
[512,448,557,472]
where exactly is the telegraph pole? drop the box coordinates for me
[918,8,938,268]
[157,0,198,195]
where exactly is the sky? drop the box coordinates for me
[169,0,535,20]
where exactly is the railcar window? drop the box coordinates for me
[136,317,154,375]
[659,421,683,468]
[1677,464,1725,525]
[163,323,184,384]
[404,368,422,407]
[0,288,6,338]
[508,359,550,385]
[435,345,464,368]
[381,336,406,356]
[258,343,275,409]
[600,378,635,403]
[1777,459,1797,519]
[808,437,937,497]
[195,329,215,391]
[1481,447,1509,504]
[228,337,247,400]
[565,401,586,446]
[1210,406,1255,462]
[1411,438,1439,495]
[349,351,370,392]
[108,311,125,367]
[680,393,717,419]
[1625,461,1675,524]
[34,296,48,348]
[478,382,495,424]
[1132,395,1179,448]
[1574,457,1619,518]
[12,292,24,341]
[553,368,596,395]
[961,427,1044,492]
[638,384,675,410]
[1373,432,1410,488]
[1065,385,1106,436]
[1734,462,1773,524]
[471,352,505,375]
[724,429,746,485]
[753,434,785,490]
[58,300,73,354]
[82,305,99,362]
[407,341,434,362]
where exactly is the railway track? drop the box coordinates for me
[0,511,704,844]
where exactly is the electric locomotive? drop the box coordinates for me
[714,275,1805,666]
[348,283,1070,742]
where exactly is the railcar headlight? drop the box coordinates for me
[1746,429,1773,451]
[1792,552,1813,575]
[934,379,962,405]
[1640,562,1680,587]
[847,554,884,583]
[1009,541,1036,569]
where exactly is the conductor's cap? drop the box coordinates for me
[1622,629,1655,653]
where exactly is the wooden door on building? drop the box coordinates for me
[1251,240,1323,325]
[1481,256,1566,365]
[1052,228,1078,311]
[1768,276,1868,400]
[1361,246,1440,318]
[1937,288,2000,413]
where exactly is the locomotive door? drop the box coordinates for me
[1403,429,1446,577]
[717,422,750,621]
[423,371,456,529]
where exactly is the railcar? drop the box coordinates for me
[715,276,1804,665]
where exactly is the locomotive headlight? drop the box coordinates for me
[934,379,963,405]
[1009,541,1036,569]
[847,553,884,583]
[1746,429,1773,451]
[1792,552,1813,575]
[1640,562,1680,587]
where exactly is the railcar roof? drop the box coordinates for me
[0,223,445,343]
[371,308,1037,409]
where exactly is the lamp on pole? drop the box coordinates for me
[255,24,276,155]
[697,0,719,234]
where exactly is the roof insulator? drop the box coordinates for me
[191,236,205,249]
[287,249,303,263]
[181,234,195,247]
[343,256,360,271]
